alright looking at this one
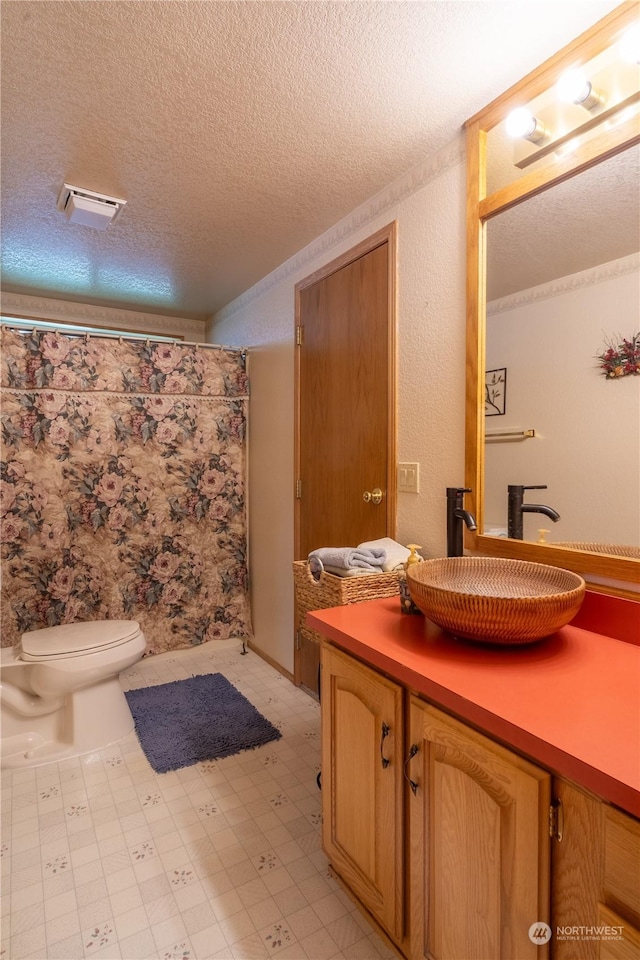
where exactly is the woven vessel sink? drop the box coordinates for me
[406,557,586,645]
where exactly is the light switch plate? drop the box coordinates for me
[398,462,419,493]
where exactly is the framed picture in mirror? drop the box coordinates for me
[485,367,507,416]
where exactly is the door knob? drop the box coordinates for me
[363,488,383,505]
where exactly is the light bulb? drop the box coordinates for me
[557,69,590,103]
[505,107,547,143]
[619,23,640,63]
[556,68,604,110]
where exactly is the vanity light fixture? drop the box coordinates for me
[505,107,548,143]
[556,68,606,110]
[505,12,640,172]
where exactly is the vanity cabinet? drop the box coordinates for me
[321,643,551,959]
[311,582,639,960]
[407,697,551,960]
[321,640,640,960]
[320,643,404,942]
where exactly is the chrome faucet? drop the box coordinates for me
[507,484,560,540]
[446,487,477,557]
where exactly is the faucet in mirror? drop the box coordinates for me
[506,485,560,541]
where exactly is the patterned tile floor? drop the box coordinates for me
[1,642,394,960]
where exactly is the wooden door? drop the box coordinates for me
[294,223,397,690]
[407,698,551,960]
[321,643,404,943]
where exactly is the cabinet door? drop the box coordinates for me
[603,805,640,934]
[552,779,640,960]
[321,643,404,942]
[597,903,640,960]
[551,779,605,960]
[407,698,551,960]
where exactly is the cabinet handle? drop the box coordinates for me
[549,798,563,841]
[380,723,391,768]
[404,743,419,795]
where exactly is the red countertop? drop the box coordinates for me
[307,594,640,818]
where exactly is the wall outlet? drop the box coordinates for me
[398,462,419,493]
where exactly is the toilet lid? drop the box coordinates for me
[20,620,142,660]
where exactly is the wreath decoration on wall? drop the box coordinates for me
[595,333,640,379]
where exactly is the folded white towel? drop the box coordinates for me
[308,546,386,571]
[308,556,384,580]
[322,564,381,578]
[357,537,412,572]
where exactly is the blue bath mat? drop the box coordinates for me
[125,673,281,774]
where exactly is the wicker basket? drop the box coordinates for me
[293,560,402,644]
[406,556,585,645]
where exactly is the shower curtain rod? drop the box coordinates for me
[2,320,247,357]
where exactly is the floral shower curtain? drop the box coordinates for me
[0,327,252,655]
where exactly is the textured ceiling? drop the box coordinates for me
[488,144,640,301]
[0,0,624,320]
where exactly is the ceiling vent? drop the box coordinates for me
[56,183,127,230]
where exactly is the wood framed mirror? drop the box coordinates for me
[464,1,640,595]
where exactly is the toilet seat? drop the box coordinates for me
[20,621,142,661]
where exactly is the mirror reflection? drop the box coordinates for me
[484,143,640,556]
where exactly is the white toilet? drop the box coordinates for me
[1,620,147,769]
